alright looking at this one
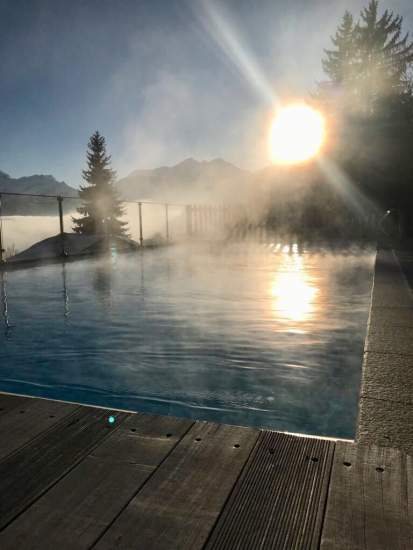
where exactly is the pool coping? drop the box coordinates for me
[357,248,413,455]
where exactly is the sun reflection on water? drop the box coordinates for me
[270,245,319,324]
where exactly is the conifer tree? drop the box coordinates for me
[355,0,413,112]
[322,11,357,85]
[319,1,413,235]
[72,131,128,236]
[321,1,413,114]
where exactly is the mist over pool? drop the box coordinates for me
[0,242,374,438]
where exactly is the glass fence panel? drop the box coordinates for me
[0,192,230,262]
[1,196,61,256]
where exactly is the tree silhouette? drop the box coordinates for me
[72,131,128,236]
[322,1,413,115]
[316,1,413,236]
[323,11,357,85]
[356,0,413,113]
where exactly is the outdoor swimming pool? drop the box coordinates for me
[0,242,375,439]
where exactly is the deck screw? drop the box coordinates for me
[343,461,351,467]
[195,437,202,442]
[376,467,384,473]
[166,433,172,438]
[234,444,240,449]
[130,428,136,432]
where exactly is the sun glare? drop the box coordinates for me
[269,104,325,165]
[270,247,319,323]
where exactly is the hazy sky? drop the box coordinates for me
[1,0,413,187]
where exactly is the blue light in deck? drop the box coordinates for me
[108,415,116,425]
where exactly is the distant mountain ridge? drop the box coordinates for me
[116,158,253,203]
[0,171,76,196]
[0,171,78,215]
[0,158,289,215]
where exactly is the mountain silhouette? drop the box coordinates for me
[116,158,252,203]
[0,158,308,215]
[0,172,77,215]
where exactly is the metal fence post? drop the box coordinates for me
[57,196,64,236]
[193,205,198,236]
[138,202,143,247]
[186,205,193,237]
[0,194,4,263]
[165,204,169,242]
[57,196,66,257]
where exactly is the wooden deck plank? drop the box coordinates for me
[0,406,128,530]
[205,430,334,550]
[0,414,193,550]
[0,393,30,416]
[320,441,413,550]
[93,421,259,550]
[0,397,79,461]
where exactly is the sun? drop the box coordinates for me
[269,104,325,165]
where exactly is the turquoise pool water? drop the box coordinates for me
[0,242,374,438]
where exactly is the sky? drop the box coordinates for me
[1,0,413,188]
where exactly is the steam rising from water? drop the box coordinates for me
[0,203,186,255]
[0,242,375,438]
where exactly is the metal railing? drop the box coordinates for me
[0,188,380,264]
[0,191,241,262]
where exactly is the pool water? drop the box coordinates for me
[0,242,375,438]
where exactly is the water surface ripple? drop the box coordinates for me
[0,242,375,438]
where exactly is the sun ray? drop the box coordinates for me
[198,0,278,106]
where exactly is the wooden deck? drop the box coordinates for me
[0,392,411,549]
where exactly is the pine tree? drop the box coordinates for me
[322,11,358,85]
[355,0,413,112]
[321,1,413,114]
[319,1,413,234]
[72,131,128,236]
